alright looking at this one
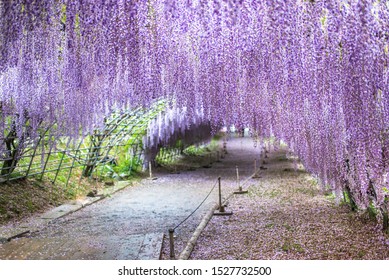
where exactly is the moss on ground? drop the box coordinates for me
[0,177,107,225]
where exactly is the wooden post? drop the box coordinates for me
[236,166,241,192]
[169,229,175,259]
[218,177,224,213]
[148,161,157,180]
[234,166,249,194]
[214,177,233,216]
[149,161,153,179]
[253,158,261,179]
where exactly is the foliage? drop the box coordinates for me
[0,0,388,212]
[0,177,102,224]
[183,145,207,157]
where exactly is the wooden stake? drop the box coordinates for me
[169,229,175,259]
[214,177,233,215]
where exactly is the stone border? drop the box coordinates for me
[0,180,131,244]
[178,203,218,260]
[178,172,256,259]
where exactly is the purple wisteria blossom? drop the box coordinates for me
[0,0,388,211]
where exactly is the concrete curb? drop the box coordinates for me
[177,172,256,259]
[178,203,218,260]
[0,180,131,244]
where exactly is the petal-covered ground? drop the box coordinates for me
[2,136,388,260]
[189,146,389,260]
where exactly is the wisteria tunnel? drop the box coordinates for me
[0,0,389,261]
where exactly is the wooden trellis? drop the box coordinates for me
[0,100,167,186]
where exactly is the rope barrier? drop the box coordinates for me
[169,143,264,258]
[178,168,261,259]
[173,178,219,231]
[169,178,219,259]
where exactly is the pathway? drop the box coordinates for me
[0,135,261,260]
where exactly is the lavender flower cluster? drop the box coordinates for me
[0,0,388,210]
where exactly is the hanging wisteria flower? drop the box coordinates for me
[0,0,388,212]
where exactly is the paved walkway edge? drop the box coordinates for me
[0,181,132,244]
[178,203,218,260]
[178,172,256,260]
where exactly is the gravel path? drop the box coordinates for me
[3,135,388,260]
[24,135,261,259]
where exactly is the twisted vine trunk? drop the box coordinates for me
[1,127,22,176]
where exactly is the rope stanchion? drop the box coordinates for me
[169,228,175,259]
[233,166,248,194]
[171,166,257,259]
[148,161,157,180]
[259,149,268,170]
[177,168,257,259]
[236,165,240,187]
[253,158,261,179]
[214,177,233,215]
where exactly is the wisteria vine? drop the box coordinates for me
[0,0,388,211]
